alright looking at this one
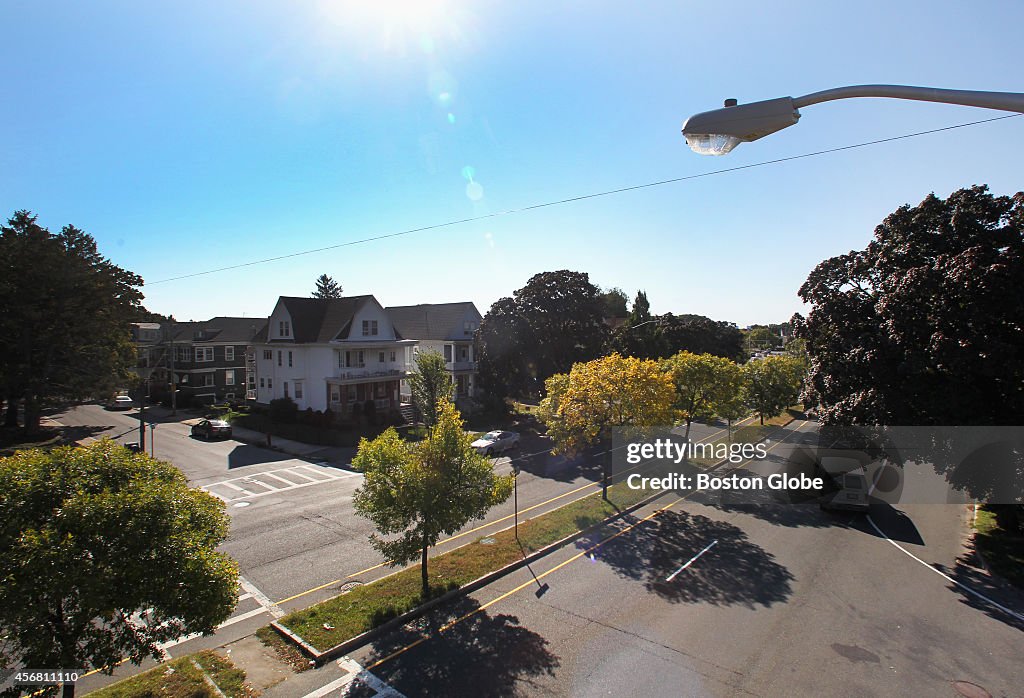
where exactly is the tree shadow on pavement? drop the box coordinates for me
[576,510,794,608]
[685,487,835,530]
[60,424,117,443]
[363,595,560,697]
[935,551,1024,633]
[227,444,295,469]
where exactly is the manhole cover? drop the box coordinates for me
[952,681,991,698]
[232,502,251,508]
[339,581,363,594]
[479,536,496,545]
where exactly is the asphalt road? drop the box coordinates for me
[50,403,752,693]
[341,418,1024,697]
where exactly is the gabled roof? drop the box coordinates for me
[275,296,376,343]
[170,317,267,344]
[385,302,480,341]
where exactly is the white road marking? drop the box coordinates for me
[866,515,1024,624]
[199,464,359,502]
[239,576,285,619]
[666,539,719,582]
[301,657,405,698]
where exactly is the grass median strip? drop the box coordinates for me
[88,650,254,698]
[275,479,651,651]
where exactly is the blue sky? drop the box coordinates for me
[2,0,1022,326]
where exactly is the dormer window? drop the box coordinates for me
[279,320,291,338]
[362,320,378,336]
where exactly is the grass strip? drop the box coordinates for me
[974,506,1024,588]
[88,650,253,698]
[277,479,650,651]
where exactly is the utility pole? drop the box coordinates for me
[169,321,177,415]
[138,380,147,452]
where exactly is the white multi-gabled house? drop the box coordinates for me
[254,295,416,417]
[386,302,482,404]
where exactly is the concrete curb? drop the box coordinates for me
[271,485,668,665]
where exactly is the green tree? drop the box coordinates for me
[478,270,609,400]
[709,359,748,441]
[0,441,238,697]
[311,273,344,298]
[743,355,803,425]
[352,399,513,599]
[539,353,675,455]
[745,326,782,352]
[407,350,452,430]
[0,212,143,433]
[661,351,739,439]
[796,185,1024,426]
[599,286,629,318]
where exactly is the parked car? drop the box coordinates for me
[191,419,232,440]
[471,430,520,457]
[123,442,143,453]
[108,395,134,410]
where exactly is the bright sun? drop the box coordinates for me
[319,0,450,33]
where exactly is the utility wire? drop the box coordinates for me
[150,113,1022,285]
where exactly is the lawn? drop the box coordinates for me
[88,650,254,698]
[275,478,650,651]
[974,505,1024,588]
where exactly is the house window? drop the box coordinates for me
[464,321,476,333]
[283,382,289,398]
[196,347,214,362]
[375,383,386,398]
[295,381,303,399]
[330,385,341,403]
[362,319,378,336]
[277,351,282,366]
[457,345,469,362]
[200,373,214,387]
[225,347,235,361]
[260,377,265,388]
[279,321,290,337]
[176,346,191,362]
[443,345,453,362]
[263,349,272,360]
[390,350,396,362]
[288,351,293,367]
[378,351,385,364]
[267,378,272,389]
[224,393,234,401]
[180,374,189,384]
[225,370,235,386]
[347,385,357,401]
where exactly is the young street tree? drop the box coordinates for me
[0,442,238,697]
[661,351,739,439]
[352,399,513,599]
[311,273,344,299]
[406,350,451,431]
[539,353,675,455]
[0,212,143,432]
[743,355,803,425]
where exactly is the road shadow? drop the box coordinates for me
[363,595,560,696]
[936,551,1024,633]
[61,424,117,443]
[848,502,925,546]
[227,444,294,469]
[577,510,794,608]
[687,486,835,530]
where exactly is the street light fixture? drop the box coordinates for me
[682,85,1024,155]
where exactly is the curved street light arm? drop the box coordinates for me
[792,85,1024,113]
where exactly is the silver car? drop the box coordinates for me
[471,430,520,457]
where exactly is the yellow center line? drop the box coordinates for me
[273,415,758,606]
[363,418,814,670]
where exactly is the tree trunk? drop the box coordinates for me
[421,539,429,600]
[23,395,41,434]
[759,413,764,425]
[62,680,75,698]
[3,397,18,427]
[727,418,732,444]
[684,418,692,441]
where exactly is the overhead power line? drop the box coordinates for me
[149,113,1021,285]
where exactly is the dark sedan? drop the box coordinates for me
[190,418,232,440]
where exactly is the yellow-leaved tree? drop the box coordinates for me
[539,353,674,456]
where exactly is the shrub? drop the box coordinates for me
[269,397,299,423]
